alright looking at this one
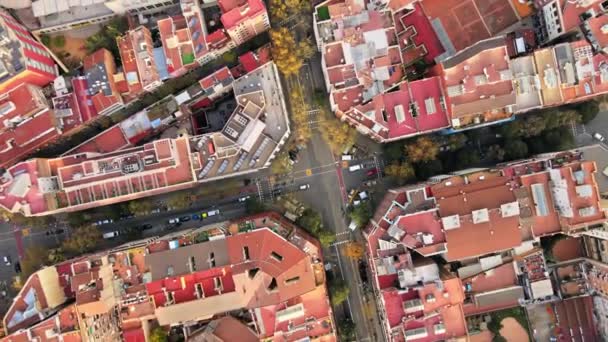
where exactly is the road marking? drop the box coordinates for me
[336,231,351,237]
[21,228,30,237]
[331,239,351,247]
[305,168,312,176]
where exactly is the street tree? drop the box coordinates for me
[337,318,356,341]
[319,111,357,154]
[456,148,480,169]
[487,145,506,162]
[296,208,323,236]
[21,245,48,280]
[329,280,350,306]
[270,28,303,77]
[270,0,310,21]
[505,139,529,160]
[405,136,439,163]
[447,134,467,150]
[149,327,168,342]
[270,151,293,175]
[127,199,153,216]
[384,162,415,183]
[318,230,336,248]
[344,242,365,259]
[575,100,600,123]
[289,86,312,146]
[167,193,190,209]
[350,202,372,228]
[245,198,267,214]
[62,226,102,255]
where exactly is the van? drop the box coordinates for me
[207,209,220,217]
[341,154,353,161]
[103,231,119,239]
[348,164,362,172]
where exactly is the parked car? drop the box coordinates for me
[594,132,606,142]
[179,216,191,222]
[238,195,251,202]
[348,221,358,231]
[341,154,353,161]
[192,213,201,221]
[168,218,180,224]
[3,256,10,266]
[46,228,65,236]
[102,231,119,239]
[299,184,310,190]
[348,164,362,172]
[288,149,299,164]
[141,224,153,230]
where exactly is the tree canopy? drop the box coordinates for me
[21,245,48,280]
[384,162,415,184]
[329,280,350,306]
[62,226,102,255]
[350,202,372,228]
[319,111,358,155]
[270,28,311,77]
[405,136,440,163]
[149,327,168,342]
[344,242,365,259]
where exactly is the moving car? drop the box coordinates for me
[168,218,180,224]
[594,132,606,142]
[103,231,119,239]
[3,256,11,266]
[299,184,310,190]
[366,168,379,177]
[238,195,251,202]
[348,164,362,172]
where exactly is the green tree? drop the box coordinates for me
[52,35,66,48]
[149,327,168,342]
[350,202,372,228]
[40,33,51,46]
[270,151,293,175]
[245,198,266,214]
[447,134,468,150]
[505,139,529,160]
[329,280,350,306]
[405,136,439,163]
[21,245,48,280]
[576,100,600,123]
[456,148,480,169]
[383,142,405,163]
[414,159,443,180]
[521,114,547,137]
[296,208,323,235]
[487,144,506,162]
[62,226,102,255]
[338,318,356,341]
[318,230,336,247]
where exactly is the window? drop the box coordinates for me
[189,256,196,272]
[243,246,250,260]
[285,276,299,285]
[270,251,283,262]
[248,268,260,279]
[267,277,278,291]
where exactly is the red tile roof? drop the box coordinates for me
[220,0,266,30]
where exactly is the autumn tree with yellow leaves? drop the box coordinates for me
[270,28,315,77]
[270,0,310,21]
[319,109,358,154]
[289,86,312,146]
[404,136,440,163]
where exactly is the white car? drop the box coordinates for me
[594,132,606,142]
[348,164,362,172]
[168,218,180,224]
[341,154,353,161]
[102,231,119,239]
[238,196,251,202]
[299,184,310,190]
[207,209,220,217]
[348,221,358,231]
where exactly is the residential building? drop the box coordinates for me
[2,213,337,341]
[116,26,162,100]
[367,150,605,263]
[440,37,516,130]
[23,0,178,34]
[83,48,125,116]
[0,9,57,93]
[0,61,289,217]
[533,0,608,45]
[219,0,270,45]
